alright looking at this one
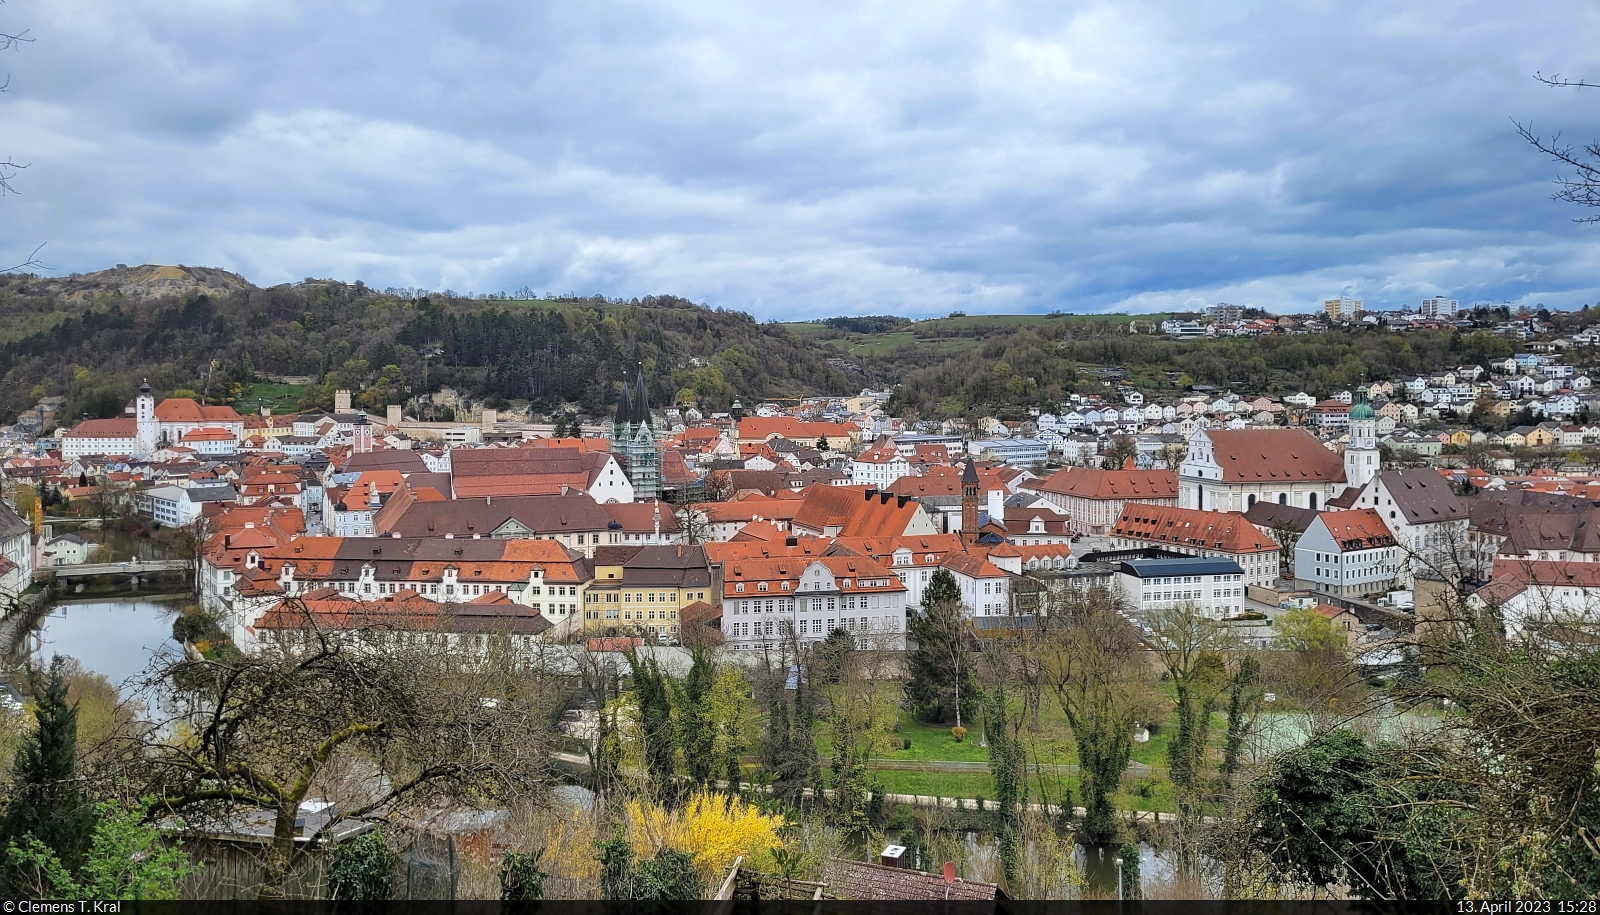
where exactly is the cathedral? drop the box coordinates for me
[610,370,660,500]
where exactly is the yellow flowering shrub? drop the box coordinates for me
[624,791,784,879]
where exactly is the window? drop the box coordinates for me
[757,581,768,592]
[735,583,744,593]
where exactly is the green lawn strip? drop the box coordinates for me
[859,769,1177,815]
[240,382,310,408]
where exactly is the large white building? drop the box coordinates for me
[1338,468,1470,585]
[850,446,911,488]
[61,383,243,460]
[1109,504,1281,588]
[1179,427,1348,513]
[1115,557,1246,620]
[720,556,909,650]
[0,502,32,598]
[1419,296,1459,318]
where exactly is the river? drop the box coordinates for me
[26,599,184,689]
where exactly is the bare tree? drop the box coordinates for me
[1,1,42,274]
[674,505,712,545]
[1518,73,1600,221]
[121,596,557,899]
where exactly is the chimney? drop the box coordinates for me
[334,389,352,412]
[880,845,906,868]
[387,404,402,426]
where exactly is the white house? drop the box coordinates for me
[1294,509,1399,597]
[721,556,909,651]
[850,446,911,488]
[0,503,34,594]
[1115,557,1245,621]
[1341,469,1470,585]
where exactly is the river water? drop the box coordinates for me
[27,599,184,689]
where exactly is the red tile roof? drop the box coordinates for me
[1318,509,1396,551]
[1033,467,1179,500]
[1202,429,1346,483]
[1111,505,1278,553]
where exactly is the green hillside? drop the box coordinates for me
[0,268,863,426]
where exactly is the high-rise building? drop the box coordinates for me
[1324,296,1363,321]
[1419,296,1459,318]
[610,370,660,501]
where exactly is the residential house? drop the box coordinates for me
[1294,509,1399,597]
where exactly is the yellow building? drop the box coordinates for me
[583,544,714,641]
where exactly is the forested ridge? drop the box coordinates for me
[877,320,1536,420]
[0,269,862,424]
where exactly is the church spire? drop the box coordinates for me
[632,366,650,427]
[615,377,633,427]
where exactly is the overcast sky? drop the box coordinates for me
[5,1,1600,317]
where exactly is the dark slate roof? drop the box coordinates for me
[1243,501,1319,535]
[1377,469,1469,524]
[0,502,29,541]
[1118,557,1244,578]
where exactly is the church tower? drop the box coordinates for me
[135,381,158,454]
[353,413,373,454]
[961,458,980,543]
[1344,385,1380,491]
[611,370,660,501]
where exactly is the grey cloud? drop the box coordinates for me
[4,0,1600,316]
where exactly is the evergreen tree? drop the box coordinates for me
[676,645,717,788]
[0,657,93,890]
[627,652,678,797]
[905,570,978,725]
[326,829,398,901]
[987,680,1025,887]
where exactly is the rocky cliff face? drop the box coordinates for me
[10,264,256,302]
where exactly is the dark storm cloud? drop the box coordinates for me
[5,0,1600,316]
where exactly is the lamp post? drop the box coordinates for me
[1115,856,1123,901]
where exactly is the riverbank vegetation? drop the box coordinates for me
[0,567,1589,899]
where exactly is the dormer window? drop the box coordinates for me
[781,581,791,590]
[735,583,745,593]
[757,582,768,592]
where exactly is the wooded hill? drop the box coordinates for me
[0,266,864,425]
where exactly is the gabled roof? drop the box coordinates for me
[1202,428,1346,483]
[1375,469,1469,524]
[1112,505,1278,553]
[448,446,595,498]
[1316,509,1396,551]
[373,491,614,538]
[823,859,1000,901]
[1032,467,1180,500]
[64,418,138,439]
[154,399,243,423]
